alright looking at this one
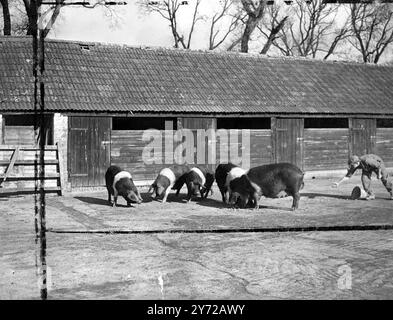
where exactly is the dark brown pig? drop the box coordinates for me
[229,163,304,210]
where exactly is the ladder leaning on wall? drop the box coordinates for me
[0,144,63,196]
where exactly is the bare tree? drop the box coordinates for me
[258,2,288,55]
[0,0,11,35]
[139,0,203,49]
[349,2,393,63]
[1,0,32,35]
[270,0,341,58]
[240,0,267,53]
[22,0,36,35]
[0,0,118,37]
[208,0,244,50]
[322,17,351,60]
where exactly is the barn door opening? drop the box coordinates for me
[349,118,376,157]
[2,114,53,145]
[273,118,304,169]
[68,116,111,188]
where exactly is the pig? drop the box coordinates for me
[175,166,215,202]
[214,163,248,203]
[225,166,248,204]
[215,163,238,203]
[105,165,143,207]
[149,165,190,203]
[229,163,304,210]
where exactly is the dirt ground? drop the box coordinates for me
[0,175,392,300]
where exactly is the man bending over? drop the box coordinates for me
[333,154,393,200]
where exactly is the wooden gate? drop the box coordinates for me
[68,117,111,188]
[0,144,63,195]
[349,118,376,157]
[272,118,304,169]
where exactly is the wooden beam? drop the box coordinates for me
[0,147,19,187]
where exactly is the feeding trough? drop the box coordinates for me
[351,186,368,200]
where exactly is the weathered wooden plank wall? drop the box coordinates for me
[216,129,272,169]
[180,117,215,130]
[272,118,304,169]
[250,130,272,167]
[2,115,53,145]
[111,128,273,180]
[3,126,36,145]
[304,129,349,171]
[111,130,164,181]
[376,128,393,168]
[72,116,393,187]
[179,117,216,171]
[349,118,376,156]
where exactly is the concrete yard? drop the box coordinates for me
[1,175,392,299]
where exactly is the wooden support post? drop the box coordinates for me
[56,143,63,195]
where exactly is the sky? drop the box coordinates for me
[48,0,213,49]
[38,0,392,62]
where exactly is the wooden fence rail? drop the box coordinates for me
[0,144,63,196]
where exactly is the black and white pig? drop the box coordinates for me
[149,165,190,203]
[176,166,215,202]
[215,163,248,203]
[215,163,237,203]
[229,163,304,210]
[105,165,143,207]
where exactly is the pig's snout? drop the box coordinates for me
[128,191,142,204]
[229,192,248,208]
[156,186,165,197]
[229,192,240,205]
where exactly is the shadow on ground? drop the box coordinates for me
[302,192,350,200]
[75,192,190,206]
[75,197,139,208]
[194,197,294,212]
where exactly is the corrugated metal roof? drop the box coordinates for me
[0,36,392,115]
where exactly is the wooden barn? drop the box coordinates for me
[1,36,393,192]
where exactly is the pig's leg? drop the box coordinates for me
[220,188,226,203]
[148,185,156,199]
[252,192,259,209]
[137,190,143,202]
[107,187,112,206]
[224,188,231,204]
[199,186,204,199]
[113,189,118,207]
[203,186,212,199]
[185,183,193,202]
[162,187,171,203]
[291,192,300,210]
[175,180,183,196]
[124,197,132,207]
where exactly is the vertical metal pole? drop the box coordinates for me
[32,0,48,300]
